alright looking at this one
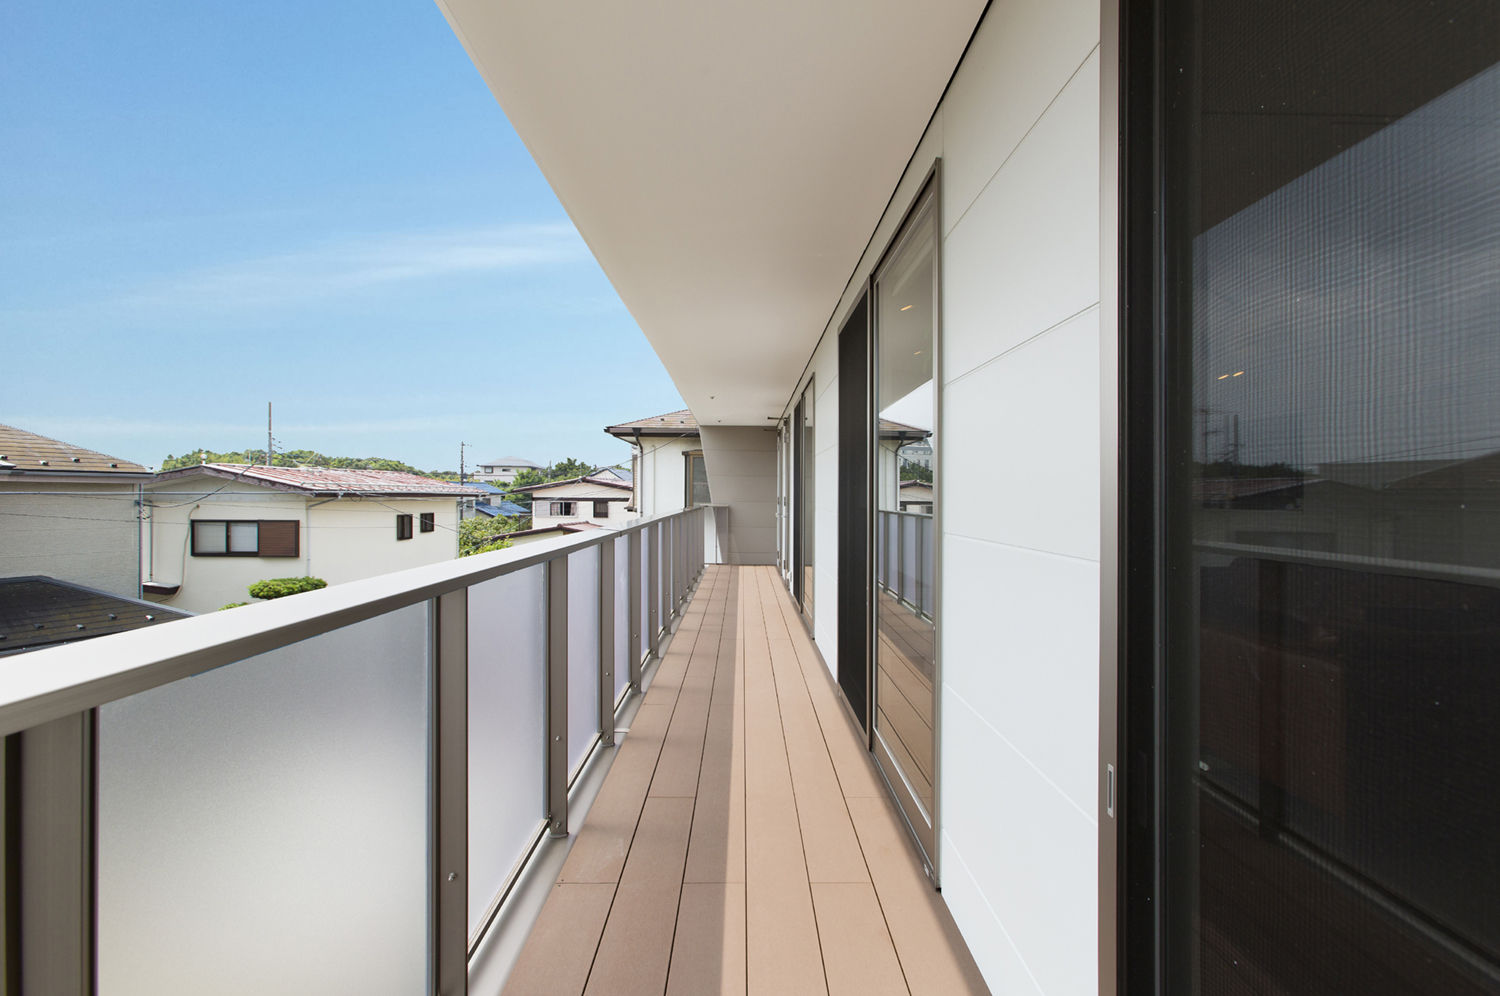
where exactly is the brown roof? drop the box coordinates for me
[0,424,149,476]
[153,463,475,497]
[511,473,632,494]
[605,409,699,437]
[0,577,189,654]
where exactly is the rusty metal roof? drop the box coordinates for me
[153,463,476,497]
[0,424,149,476]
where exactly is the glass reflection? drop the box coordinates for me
[1166,8,1500,991]
[875,191,937,825]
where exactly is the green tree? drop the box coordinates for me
[458,514,528,556]
[546,457,597,481]
[899,460,933,484]
[160,447,429,475]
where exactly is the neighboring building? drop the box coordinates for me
[473,456,540,485]
[0,576,188,655]
[604,410,708,518]
[0,424,152,598]
[511,473,634,529]
[501,520,604,548]
[142,464,472,613]
[474,498,530,520]
[898,479,933,514]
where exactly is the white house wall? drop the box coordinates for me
[307,498,460,586]
[631,436,697,519]
[145,481,462,613]
[1,481,142,597]
[697,426,777,565]
[786,2,1104,991]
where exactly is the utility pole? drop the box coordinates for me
[267,402,274,466]
[459,441,470,484]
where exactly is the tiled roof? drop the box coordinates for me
[510,474,633,494]
[460,481,508,494]
[154,464,476,496]
[475,500,530,517]
[604,409,699,436]
[0,424,149,476]
[0,577,189,654]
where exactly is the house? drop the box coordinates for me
[0,424,152,598]
[3,3,1495,994]
[510,472,635,529]
[604,409,707,519]
[473,498,529,520]
[0,576,188,656]
[142,464,472,612]
[472,456,540,485]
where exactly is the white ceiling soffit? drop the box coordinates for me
[437,0,984,425]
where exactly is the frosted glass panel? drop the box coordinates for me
[567,547,601,777]
[468,566,545,936]
[97,604,431,996]
[613,536,629,701]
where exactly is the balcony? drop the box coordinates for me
[0,505,982,995]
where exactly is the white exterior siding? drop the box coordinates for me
[527,482,634,529]
[785,4,1104,990]
[143,476,461,613]
[0,481,143,597]
[630,437,697,519]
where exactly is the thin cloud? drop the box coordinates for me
[24,222,592,320]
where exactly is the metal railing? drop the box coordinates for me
[877,508,935,620]
[0,504,723,996]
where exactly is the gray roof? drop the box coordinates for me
[479,456,541,468]
[0,577,190,654]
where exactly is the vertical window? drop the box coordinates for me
[685,451,712,507]
[592,500,610,517]
[395,514,413,541]
[872,178,938,865]
[1137,4,1500,992]
[419,512,435,533]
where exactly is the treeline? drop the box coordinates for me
[160,448,426,474]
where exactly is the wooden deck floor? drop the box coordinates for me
[502,565,989,996]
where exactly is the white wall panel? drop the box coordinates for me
[942,0,1099,233]
[943,535,1099,813]
[943,51,1102,383]
[943,307,1101,562]
[942,689,1097,996]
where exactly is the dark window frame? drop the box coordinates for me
[419,512,435,533]
[189,519,300,558]
[592,500,610,518]
[395,513,413,541]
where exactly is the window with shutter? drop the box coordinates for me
[396,514,413,540]
[593,500,610,517]
[419,512,435,533]
[257,520,300,557]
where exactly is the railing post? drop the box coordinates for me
[433,591,468,996]
[629,528,643,690]
[14,710,94,996]
[545,558,569,838]
[647,524,660,658]
[598,539,616,748]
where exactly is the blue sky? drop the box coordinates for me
[0,2,683,472]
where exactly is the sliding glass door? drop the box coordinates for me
[1130,3,1500,991]
[872,180,939,869]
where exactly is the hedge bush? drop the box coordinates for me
[247,577,328,601]
[218,601,249,611]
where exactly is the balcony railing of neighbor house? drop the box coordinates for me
[0,505,724,995]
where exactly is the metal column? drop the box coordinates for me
[433,591,468,996]
[597,539,616,748]
[628,529,643,690]
[544,558,568,838]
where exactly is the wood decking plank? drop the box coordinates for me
[811,881,910,996]
[667,883,747,996]
[501,882,615,996]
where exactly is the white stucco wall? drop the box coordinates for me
[143,475,462,613]
[0,479,144,597]
[631,436,698,518]
[785,3,1104,990]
